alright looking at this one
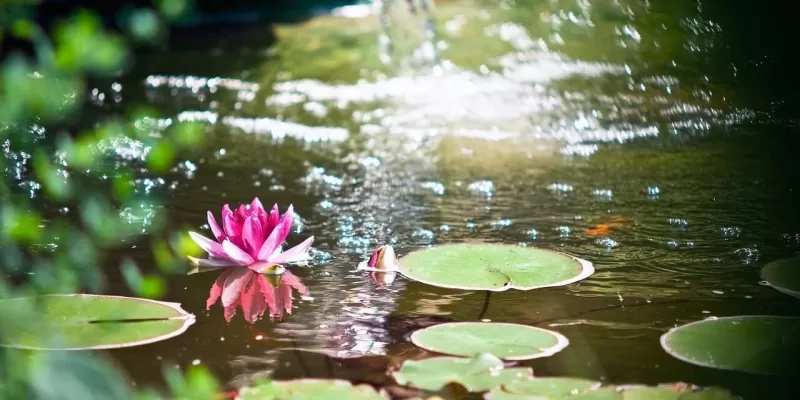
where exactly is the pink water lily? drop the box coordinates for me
[356,245,399,272]
[207,268,308,323]
[188,198,314,273]
[356,245,399,287]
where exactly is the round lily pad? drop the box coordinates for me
[410,322,569,360]
[0,294,195,350]
[761,258,800,299]
[660,315,800,375]
[238,379,389,400]
[485,380,739,400]
[393,353,533,392]
[398,243,594,291]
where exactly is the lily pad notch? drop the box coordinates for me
[660,315,800,375]
[410,322,569,361]
[0,294,196,351]
[398,243,594,292]
[393,353,534,392]
[760,258,800,300]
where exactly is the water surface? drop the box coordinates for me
[21,0,800,398]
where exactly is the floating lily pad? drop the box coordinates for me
[0,294,195,350]
[410,322,569,360]
[761,258,800,299]
[238,379,389,400]
[398,243,594,291]
[393,353,533,392]
[485,380,740,400]
[660,315,800,375]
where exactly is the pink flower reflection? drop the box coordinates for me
[207,269,309,323]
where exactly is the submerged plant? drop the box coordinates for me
[188,197,315,274]
[207,269,309,323]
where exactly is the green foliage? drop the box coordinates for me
[0,0,217,399]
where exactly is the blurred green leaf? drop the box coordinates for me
[10,19,35,39]
[128,9,162,42]
[155,0,191,19]
[113,171,135,200]
[61,134,98,170]
[53,10,127,75]
[33,151,70,200]
[169,121,203,148]
[176,366,220,400]
[146,141,175,173]
[2,206,42,242]
[29,351,133,400]
[140,275,166,299]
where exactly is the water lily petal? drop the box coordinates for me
[241,273,267,323]
[189,231,226,258]
[221,267,251,307]
[276,204,294,244]
[236,204,247,223]
[222,240,255,265]
[206,269,229,309]
[242,215,264,258]
[258,275,277,318]
[368,248,380,268]
[250,197,265,216]
[249,261,285,274]
[265,203,280,233]
[269,236,315,264]
[207,211,226,242]
[222,204,241,239]
[187,256,237,275]
[282,271,310,296]
[257,224,284,261]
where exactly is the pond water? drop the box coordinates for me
[50,0,800,398]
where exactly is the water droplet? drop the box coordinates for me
[712,290,724,295]
[548,183,573,193]
[420,181,445,196]
[645,185,661,197]
[527,229,539,239]
[439,224,451,233]
[595,237,619,249]
[466,220,477,229]
[191,359,201,365]
[592,189,613,198]
[734,245,759,264]
[412,229,435,244]
[490,218,513,229]
[720,227,741,238]
[467,180,495,198]
[555,226,571,237]
[668,218,688,227]
[319,200,334,209]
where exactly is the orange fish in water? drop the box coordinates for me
[585,216,628,236]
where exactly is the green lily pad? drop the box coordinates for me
[761,258,800,299]
[398,243,594,291]
[410,322,569,360]
[0,294,195,350]
[504,377,600,396]
[393,353,533,392]
[485,381,740,400]
[238,379,389,400]
[660,315,800,375]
